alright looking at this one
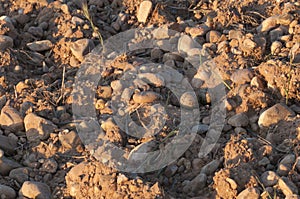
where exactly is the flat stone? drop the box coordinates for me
[0,35,13,50]
[258,103,295,128]
[230,69,254,84]
[137,1,152,23]
[19,181,51,199]
[70,39,95,62]
[0,184,16,199]
[0,106,24,132]
[27,40,52,51]
[228,113,249,127]
[24,113,57,141]
[237,188,260,199]
[261,171,279,187]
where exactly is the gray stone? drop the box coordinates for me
[228,113,249,127]
[137,1,152,23]
[0,106,24,132]
[0,135,17,155]
[9,167,30,184]
[237,188,260,199]
[261,171,279,187]
[178,35,198,54]
[0,35,13,50]
[28,26,43,37]
[258,103,295,128]
[270,27,284,42]
[24,113,57,141]
[230,69,254,84]
[0,184,16,199]
[27,40,53,51]
[183,173,207,193]
[70,39,95,62]
[280,154,296,165]
[19,181,51,199]
[0,150,21,176]
[200,159,220,175]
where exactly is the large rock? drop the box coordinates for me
[258,103,295,127]
[0,106,24,132]
[24,113,57,141]
[19,181,51,199]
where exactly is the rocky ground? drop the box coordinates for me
[0,0,300,198]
